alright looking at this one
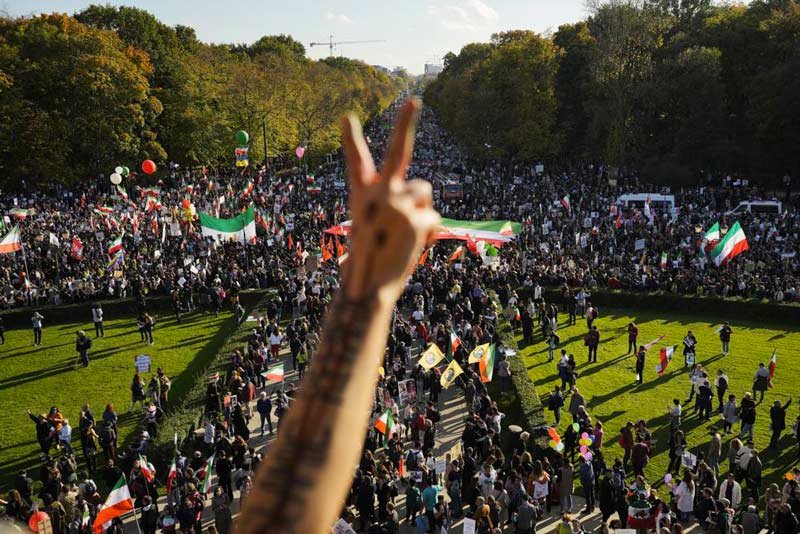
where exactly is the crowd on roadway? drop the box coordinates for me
[3,98,800,534]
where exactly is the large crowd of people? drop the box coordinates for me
[2,98,799,534]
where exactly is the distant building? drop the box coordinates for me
[424,63,443,77]
[372,65,391,74]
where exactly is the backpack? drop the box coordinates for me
[592,307,599,319]
[429,409,441,423]
[405,450,420,471]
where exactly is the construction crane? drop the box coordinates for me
[309,35,385,57]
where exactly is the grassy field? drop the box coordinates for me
[0,308,235,485]
[519,307,800,487]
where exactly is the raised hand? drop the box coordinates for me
[341,98,440,302]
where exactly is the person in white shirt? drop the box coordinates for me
[92,303,104,338]
[672,471,695,523]
[59,419,73,454]
[718,473,742,509]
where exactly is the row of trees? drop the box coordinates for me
[0,6,401,187]
[424,0,800,184]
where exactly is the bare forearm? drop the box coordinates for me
[237,286,394,534]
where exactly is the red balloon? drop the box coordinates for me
[141,160,156,175]
[182,198,191,209]
[29,511,49,532]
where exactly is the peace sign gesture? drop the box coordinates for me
[341,98,440,302]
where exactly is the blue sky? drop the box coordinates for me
[2,0,588,74]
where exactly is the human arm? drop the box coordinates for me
[237,100,439,534]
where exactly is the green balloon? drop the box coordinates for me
[572,423,580,432]
[236,130,249,145]
[121,166,130,177]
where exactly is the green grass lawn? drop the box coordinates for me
[519,308,800,487]
[0,309,235,486]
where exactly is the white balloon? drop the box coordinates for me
[114,166,123,174]
[110,173,122,185]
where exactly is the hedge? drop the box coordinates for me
[137,290,276,474]
[518,287,800,326]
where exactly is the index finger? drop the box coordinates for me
[380,98,420,185]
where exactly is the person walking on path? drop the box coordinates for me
[32,310,44,345]
[75,330,92,367]
[256,392,273,435]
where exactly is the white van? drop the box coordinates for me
[727,200,782,215]
[616,193,676,212]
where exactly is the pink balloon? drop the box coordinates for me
[581,432,589,439]
[583,451,593,461]
[295,146,305,159]
[580,445,587,454]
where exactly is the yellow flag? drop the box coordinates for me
[468,343,491,364]
[440,359,464,389]
[378,366,385,378]
[419,344,444,370]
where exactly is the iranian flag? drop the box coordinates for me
[81,507,91,528]
[561,194,571,214]
[95,206,114,215]
[711,222,749,266]
[166,458,177,494]
[655,345,675,376]
[307,184,321,194]
[93,476,134,534]
[145,197,162,212]
[615,211,622,230]
[418,246,431,265]
[138,454,155,483]
[660,252,668,269]
[447,245,464,264]
[116,185,128,200]
[479,344,496,383]
[446,330,462,361]
[262,364,285,382]
[108,233,124,256]
[701,222,720,248]
[199,205,256,244]
[0,225,22,254]
[337,252,349,265]
[768,349,776,387]
[373,409,396,444]
[241,180,254,197]
[200,454,215,495]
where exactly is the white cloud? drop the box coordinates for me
[427,4,477,32]
[325,12,352,24]
[467,0,498,21]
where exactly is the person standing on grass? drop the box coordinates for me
[769,398,792,448]
[723,394,738,434]
[131,373,146,411]
[635,345,645,384]
[32,310,44,345]
[549,386,565,426]
[142,313,155,345]
[75,330,91,367]
[707,427,722,479]
[586,325,600,363]
[719,322,733,355]
[753,363,770,403]
[627,322,639,355]
[92,303,104,338]
[738,392,757,441]
[715,370,729,412]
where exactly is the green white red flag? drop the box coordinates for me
[93,476,134,534]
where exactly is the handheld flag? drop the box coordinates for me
[445,330,461,361]
[643,335,666,352]
[199,206,256,244]
[93,476,134,534]
[700,222,720,250]
[768,349,776,387]
[660,252,668,269]
[200,454,215,494]
[561,194,571,214]
[262,364,285,382]
[138,454,155,483]
[447,245,464,264]
[108,233,124,256]
[71,237,84,260]
[440,359,464,389]
[468,343,492,364]
[0,225,22,254]
[710,221,749,266]
[655,346,675,376]
[166,458,177,494]
[373,409,397,445]
[478,344,497,383]
[419,344,444,370]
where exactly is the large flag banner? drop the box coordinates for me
[700,222,720,250]
[373,409,396,445]
[440,359,464,389]
[711,221,749,266]
[235,146,249,167]
[262,363,285,382]
[324,218,521,246]
[447,246,464,264]
[199,205,256,244]
[768,349,776,387]
[479,344,497,383]
[419,344,444,370]
[0,225,22,254]
[468,343,491,364]
[93,476,134,534]
[655,345,675,376]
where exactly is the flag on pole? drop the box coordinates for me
[561,194,571,214]
[93,476,134,534]
[768,349,776,387]
[116,185,128,200]
[108,233,124,255]
[440,359,464,389]
[241,180,254,197]
[373,409,397,445]
[138,454,155,482]
[200,454,215,494]
[447,246,464,264]
[419,344,444,370]
[445,330,461,361]
[337,252,349,266]
[0,225,22,254]
[478,344,497,383]
[262,364,285,382]
[700,222,720,250]
[71,237,84,260]
[615,211,622,229]
[199,206,256,244]
[655,345,675,376]
[710,221,749,266]
[418,246,432,265]
[49,232,60,246]
[643,335,666,352]
[660,252,668,269]
[166,458,177,494]
[468,343,491,364]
